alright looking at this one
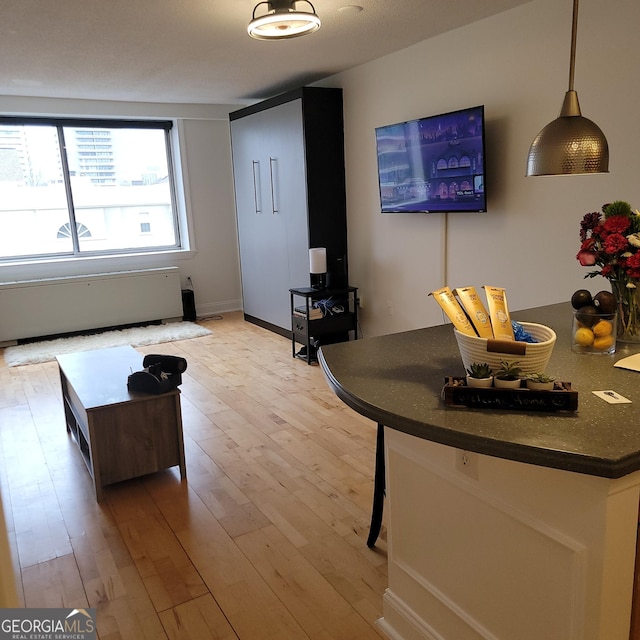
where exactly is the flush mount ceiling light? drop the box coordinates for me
[248,0,321,40]
[526,0,608,176]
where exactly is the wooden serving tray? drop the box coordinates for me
[442,377,578,412]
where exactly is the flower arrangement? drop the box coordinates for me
[577,201,640,278]
[577,201,640,341]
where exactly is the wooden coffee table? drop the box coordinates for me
[56,345,186,501]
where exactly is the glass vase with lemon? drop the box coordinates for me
[571,305,617,355]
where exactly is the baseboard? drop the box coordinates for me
[196,299,243,318]
[243,314,290,339]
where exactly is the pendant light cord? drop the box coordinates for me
[568,0,579,92]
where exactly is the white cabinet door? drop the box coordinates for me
[231,99,309,330]
[231,112,270,321]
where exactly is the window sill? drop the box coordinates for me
[0,248,197,283]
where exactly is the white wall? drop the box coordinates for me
[325,0,640,337]
[176,117,242,316]
[0,97,245,319]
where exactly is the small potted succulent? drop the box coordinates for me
[493,361,523,389]
[526,372,556,391]
[465,362,493,388]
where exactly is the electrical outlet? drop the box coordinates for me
[455,449,478,479]
[357,295,364,309]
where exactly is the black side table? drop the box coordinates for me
[289,286,358,364]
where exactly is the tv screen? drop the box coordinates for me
[375,105,486,214]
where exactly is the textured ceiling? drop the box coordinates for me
[0,0,533,105]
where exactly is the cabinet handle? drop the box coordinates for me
[252,160,261,214]
[269,157,278,214]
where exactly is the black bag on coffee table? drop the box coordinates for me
[127,354,187,394]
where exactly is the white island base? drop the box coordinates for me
[378,428,639,640]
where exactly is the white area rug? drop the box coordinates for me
[3,322,212,367]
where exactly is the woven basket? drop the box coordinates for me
[454,322,556,376]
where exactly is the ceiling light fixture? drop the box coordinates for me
[526,0,608,176]
[248,0,321,41]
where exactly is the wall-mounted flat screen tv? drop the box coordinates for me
[375,105,486,214]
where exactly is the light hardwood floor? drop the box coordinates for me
[0,312,388,639]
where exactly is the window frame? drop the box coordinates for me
[0,116,184,264]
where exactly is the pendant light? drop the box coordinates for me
[526,0,608,176]
[248,0,321,40]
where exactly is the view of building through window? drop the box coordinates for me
[0,119,180,261]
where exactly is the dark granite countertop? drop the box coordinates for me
[318,303,640,479]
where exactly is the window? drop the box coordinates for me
[0,117,181,262]
[57,222,92,239]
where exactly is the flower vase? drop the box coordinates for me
[611,280,640,343]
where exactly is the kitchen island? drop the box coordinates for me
[318,302,640,640]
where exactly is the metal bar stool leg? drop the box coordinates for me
[367,423,385,548]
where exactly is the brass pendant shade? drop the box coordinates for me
[526,89,609,176]
[526,0,609,176]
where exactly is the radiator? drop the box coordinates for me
[0,267,183,343]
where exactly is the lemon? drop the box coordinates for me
[574,327,594,347]
[593,334,615,350]
[592,319,613,337]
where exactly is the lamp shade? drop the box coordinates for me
[309,247,327,274]
[526,90,609,175]
[248,0,321,40]
[526,114,609,176]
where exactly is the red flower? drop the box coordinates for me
[626,254,640,279]
[627,254,640,268]
[603,233,629,254]
[577,249,597,266]
[601,265,614,278]
[603,215,631,234]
